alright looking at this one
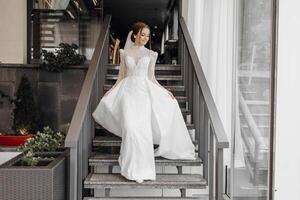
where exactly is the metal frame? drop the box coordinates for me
[179,17,229,200]
[64,15,111,200]
[230,0,278,199]
[27,0,33,63]
[269,0,279,199]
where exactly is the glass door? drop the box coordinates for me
[231,0,276,199]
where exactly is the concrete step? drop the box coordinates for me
[103,84,185,92]
[41,39,55,43]
[41,33,55,38]
[84,173,207,189]
[106,75,183,81]
[107,64,182,71]
[239,113,270,117]
[41,27,55,32]
[93,136,198,147]
[238,70,269,78]
[95,123,194,132]
[89,153,202,167]
[40,21,60,25]
[244,100,269,106]
[84,197,201,200]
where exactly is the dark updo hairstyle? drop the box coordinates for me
[131,22,152,49]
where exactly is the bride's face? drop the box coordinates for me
[135,28,150,46]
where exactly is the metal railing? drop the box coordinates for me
[239,91,268,184]
[179,17,229,200]
[64,15,111,200]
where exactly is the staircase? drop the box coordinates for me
[65,15,228,200]
[82,62,208,199]
[31,8,91,60]
[236,44,270,196]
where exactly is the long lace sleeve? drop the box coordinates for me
[112,49,127,89]
[148,50,166,90]
[148,50,175,99]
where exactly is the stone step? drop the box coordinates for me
[93,136,198,147]
[104,84,185,92]
[107,64,182,71]
[95,123,195,132]
[244,100,269,106]
[106,75,183,81]
[41,33,55,38]
[239,113,270,117]
[40,21,60,25]
[84,174,207,190]
[41,39,55,44]
[238,70,269,78]
[89,153,202,167]
[41,27,55,32]
[99,91,187,103]
[175,96,187,103]
[84,197,201,200]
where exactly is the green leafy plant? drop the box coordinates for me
[18,126,66,166]
[12,75,37,135]
[40,43,86,72]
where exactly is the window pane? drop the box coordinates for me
[232,0,273,199]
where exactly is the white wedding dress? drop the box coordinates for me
[92,45,195,182]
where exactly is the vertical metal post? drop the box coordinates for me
[201,106,209,181]
[32,10,41,60]
[78,134,83,199]
[105,188,111,197]
[188,58,193,114]
[176,166,183,174]
[193,78,200,154]
[69,147,78,200]
[108,166,113,174]
[27,0,33,63]
[180,188,187,197]
[209,128,214,200]
[216,148,224,200]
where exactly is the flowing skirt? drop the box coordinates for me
[92,76,195,181]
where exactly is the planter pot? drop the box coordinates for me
[0,148,69,200]
[0,134,33,146]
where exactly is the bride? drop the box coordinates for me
[92,22,195,183]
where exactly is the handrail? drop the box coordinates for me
[179,16,229,200]
[65,16,111,147]
[179,17,229,149]
[64,15,111,200]
[239,92,267,149]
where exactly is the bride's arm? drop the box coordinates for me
[105,49,127,96]
[148,50,175,99]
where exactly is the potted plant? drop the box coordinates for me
[40,42,86,72]
[0,75,37,146]
[0,126,69,200]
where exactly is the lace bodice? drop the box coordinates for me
[111,45,166,91]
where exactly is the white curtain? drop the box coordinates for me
[186,0,236,165]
